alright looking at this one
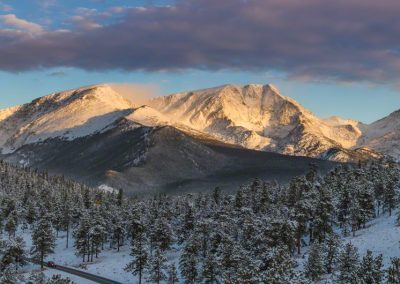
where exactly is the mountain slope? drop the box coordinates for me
[358,110,400,159]
[0,82,397,194]
[2,117,335,194]
[148,84,365,161]
[0,85,134,153]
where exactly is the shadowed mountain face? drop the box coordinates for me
[2,118,335,195]
[1,83,397,194]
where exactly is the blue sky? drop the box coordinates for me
[0,0,399,123]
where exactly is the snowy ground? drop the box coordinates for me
[14,228,180,283]
[9,211,400,283]
[343,210,400,266]
[296,210,400,284]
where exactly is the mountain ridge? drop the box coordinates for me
[0,83,397,162]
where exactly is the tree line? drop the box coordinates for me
[0,159,399,283]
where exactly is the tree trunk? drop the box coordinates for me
[66,223,69,249]
[297,235,301,255]
[41,250,44,269]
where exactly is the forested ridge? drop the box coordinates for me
[0,159,399,283]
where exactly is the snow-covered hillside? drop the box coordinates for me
[148,84,367,160]
[0,83,398,161]
[358,110,400,160]
[0,85,135,153]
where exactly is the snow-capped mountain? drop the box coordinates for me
[0,83,397,165]
[0,85,134,153]
[358,110,400,159]
[148,84,372,161]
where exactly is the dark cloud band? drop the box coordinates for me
[1,0,400,83]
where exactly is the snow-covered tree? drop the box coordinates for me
[146,247,167,284]
[180,234,199,284]
[0,236,27,271]
[30,215,56,269]
[357,250,383,284]
[387,257,400,284]
[125,230,148,284]
[27,271,46,284]
[305,241,325,281]
[324,233,341,274]
[336,243,359,284]
[166,263,179,284]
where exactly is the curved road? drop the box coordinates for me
[29,258,123,283]
[49,264,123,284]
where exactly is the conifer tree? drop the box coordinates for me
[31,215,56,269]
[73,213,91,262]
[336,243,359,284]
[305,241,325,281]
[357,250,383,284]
[324,233,340,274]
[47,274,75,283]
[4,212,17,239]
[180,234,199,284]
[167,263,179,284]
[0,236,27,271]
[202,251,219,284]
[125,230,148,284]
[0,264,18,284]
[314,185,334,242]
[387,257,400,284]
[146,247,167,284]
[27,271,46,284]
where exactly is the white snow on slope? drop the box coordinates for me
[14,228,179,284]
[358,110,400,160]
[148,84,363,157]
[0,85,134,154]
[0,83,398,161]
[343,210,400,266]
[125,105,171,127]
[12,210,400,284]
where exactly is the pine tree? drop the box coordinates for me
[0,264,18,284]
[30,215,56,269]
[336,243,359,284]
[384,181,397,216]
[27,271,46,284]
[180,234,199,284]
[305,241,325,281]
[357,250,383,284]
[146,247,167,284]
[324,233,340,274]
[220,238,238,283]
[4,212,17,239]
[235,251,260,283]
[73,213,91,262]
[112,214,125,252]
[314,185,334,242]
[152,216,173,251]
[0,236,27,271]
[167,263,179,284]
[202,251,219,284]
[350,199,361,237]
[261,247,299,283]
[387,257,400,284]
[125,230,148,284]
[212,187,221,205]
[46,274,75,283]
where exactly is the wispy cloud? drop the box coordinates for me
[48,71,66,77]
[0,2,13,12]
[0,14,43,33]
[70,15,102,30]
[0,0,400,84]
